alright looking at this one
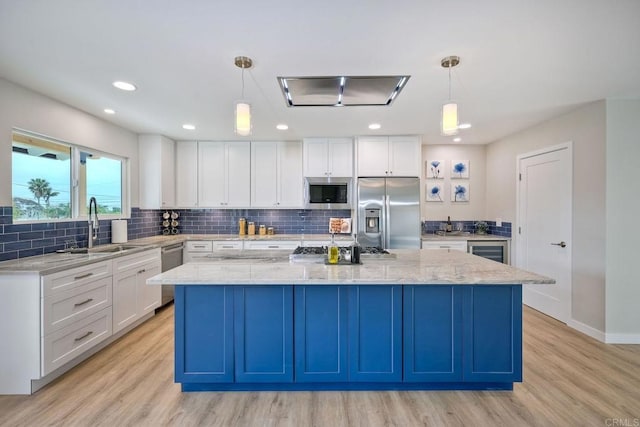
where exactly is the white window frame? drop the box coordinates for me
[11,129,130,223]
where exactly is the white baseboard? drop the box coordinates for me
[567,318,606,342]
[567,319,640,344]
[604,333,640,344]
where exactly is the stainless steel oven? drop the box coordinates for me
[467,240,510,265]
[160,242,183,305]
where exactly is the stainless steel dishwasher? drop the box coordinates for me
[160,242,184,305]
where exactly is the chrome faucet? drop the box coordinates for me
[88,197,99,248]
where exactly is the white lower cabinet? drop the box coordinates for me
[42,307,112,376]
[212,241,243,250]
[112,249,161,333]
[421,240,468,252]
[243,240,300,250]
[42,276,112,334]
[1,250,163,394]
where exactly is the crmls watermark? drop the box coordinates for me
[605,418,640,427]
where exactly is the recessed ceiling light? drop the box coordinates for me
[182,124,196,130]
[453,137,462,142]
[276,124,289,130]
[368,123,381,130]
[103,108,115,114]
[112,81,137,91]
[458,123,472,129]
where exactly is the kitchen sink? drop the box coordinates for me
[89,244,145,253]
[58,244,144,254]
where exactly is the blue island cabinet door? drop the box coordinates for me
[175,285,234,383]
[462,285,523,383]
[348,285,402,382]
[294,286,348,382]
[403,286,463,382]
[234,286,294,383]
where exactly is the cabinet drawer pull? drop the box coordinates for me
[74,331,93,342]
[193,245,206,248]
[268,245,279,248]
[74,298,94,307]
[73,272,93,280]
[138,269,146,274]
[221,245,234,248]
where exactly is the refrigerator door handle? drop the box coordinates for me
[385,195,391,249]
[380,195,387,250]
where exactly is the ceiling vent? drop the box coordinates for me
[278,75,410,107]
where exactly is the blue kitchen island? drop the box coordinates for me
[147,249,553,392]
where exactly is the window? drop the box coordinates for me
[81,151,123,216]
[11,131,128,222]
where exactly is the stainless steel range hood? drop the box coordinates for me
[278,75,410,107]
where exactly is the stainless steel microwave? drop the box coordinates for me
[304,177,352,209]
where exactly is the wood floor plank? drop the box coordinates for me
[1,304,639,426]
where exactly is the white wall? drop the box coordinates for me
[421,145,486,222]
[605,99,640,339]
[485,101,606,333]
[0,78,139,208]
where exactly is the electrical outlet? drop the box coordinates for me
[496,218,502,227]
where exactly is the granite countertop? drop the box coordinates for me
[0,234,354,275]
[147,249,552,286]
[421,233,511,241]
[127,233,354,246]
[0,244,159,275]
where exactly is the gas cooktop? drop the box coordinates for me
[289,246,395,263]
[291,246,390,255]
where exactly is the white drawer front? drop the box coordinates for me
[421,240,467,252]
[184,252,217,262]
[42,260,112,297]
[244,240,299,250]
[211,241,243,250]
[42,307,112,376]
[42,277,112,336]
[185,241,213,252]
[113,249,161,273]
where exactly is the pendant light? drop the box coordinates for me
[441,55,460,136]
[234,56,252,136]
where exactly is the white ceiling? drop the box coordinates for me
[1,1,639,145]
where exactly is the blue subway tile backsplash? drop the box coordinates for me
[0,205,511,262]
[0,206,352,261]
[422,220,512,238]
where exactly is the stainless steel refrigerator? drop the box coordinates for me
[357,177,421,249]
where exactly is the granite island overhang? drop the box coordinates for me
[148,249,554,392]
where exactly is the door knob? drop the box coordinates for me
[550,241,567,248]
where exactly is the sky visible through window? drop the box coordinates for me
[12,152,121,210]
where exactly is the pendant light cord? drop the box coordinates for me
[448,63,452,100]
[241,67,245,99]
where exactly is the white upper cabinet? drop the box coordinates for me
[138,135,175,209]
[175,141,198,207]
[198,141,250,208]
[356,136,389,176]
[251,141,303,208]
[356,135,421,177]
[303,138,353,177]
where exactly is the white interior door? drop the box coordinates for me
[517,144,572,323]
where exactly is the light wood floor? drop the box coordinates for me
[1,304,639,427]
